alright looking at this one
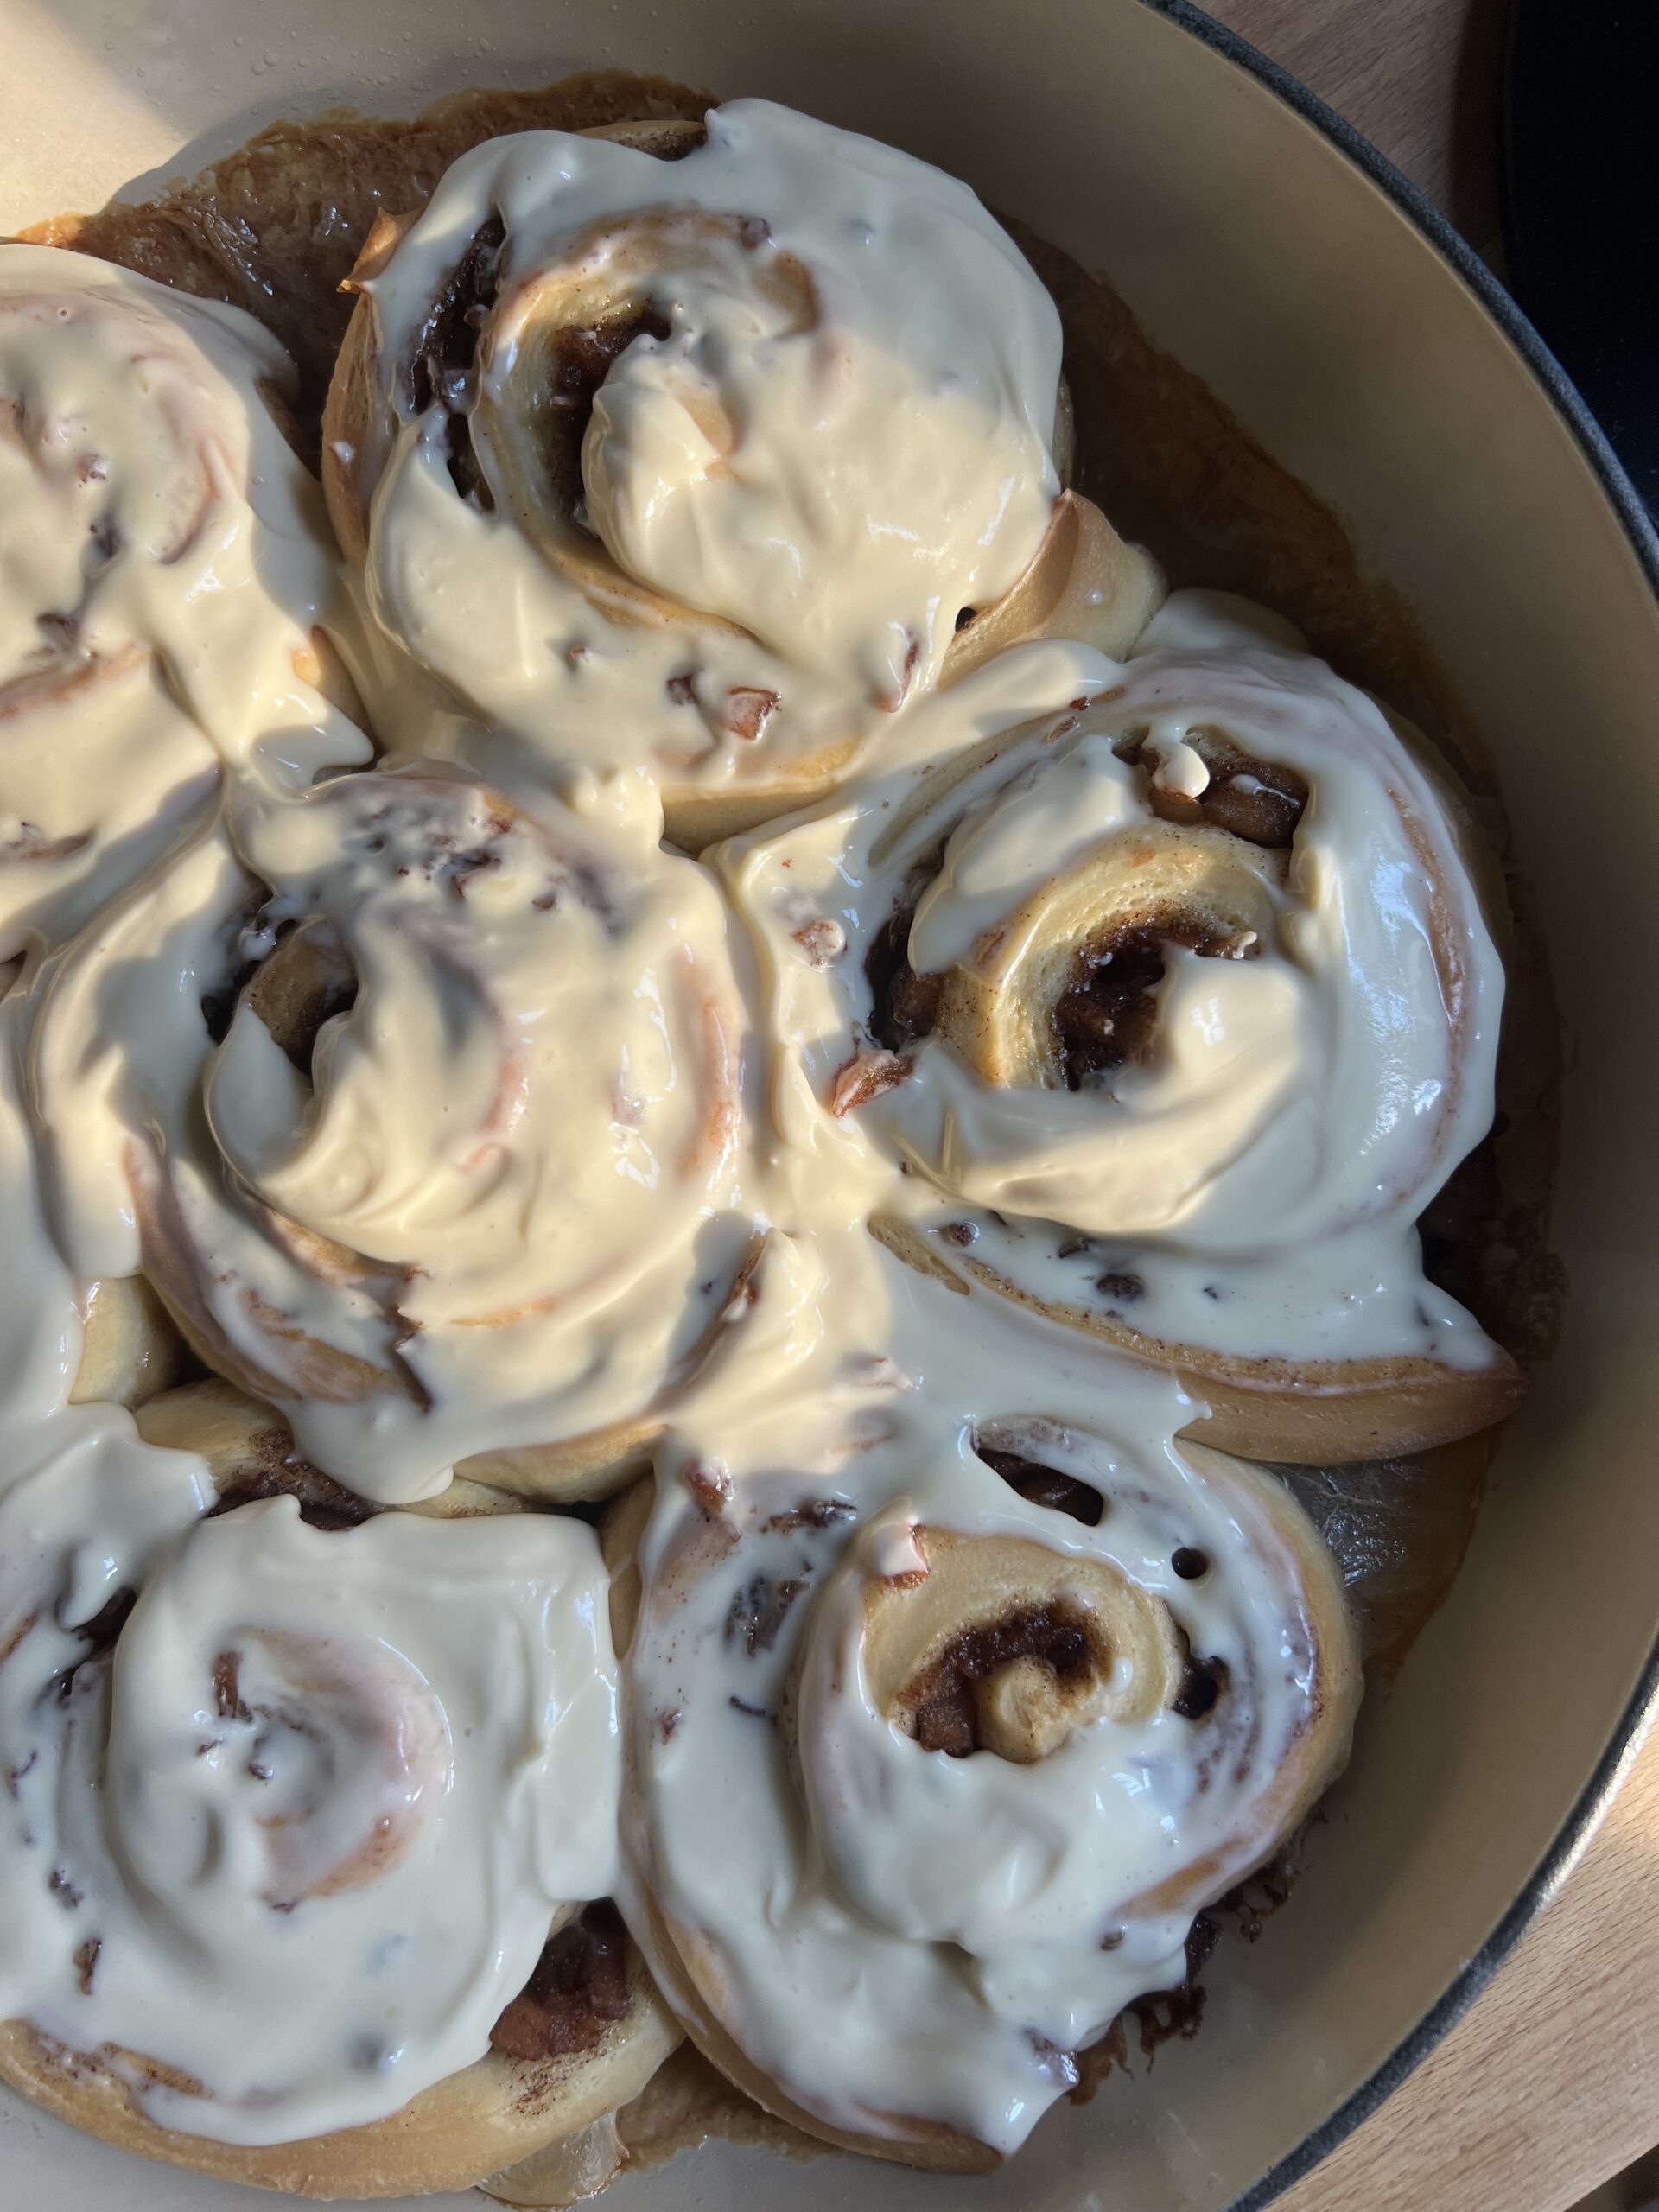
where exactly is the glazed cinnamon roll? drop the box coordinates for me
[322,100,1161,845]
[613,1314,1357,2169]
[721,628,1522,1461]
[28,764,759,1503]
[0,245,369,963]
[0,1411,679,2195]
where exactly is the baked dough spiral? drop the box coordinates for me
[0,1392,678,2191]
[721,637,1522,1461]
[322,100,1161,844]
[29,765,757,1503]
[613,1350,1357,2170]
[0,245,369,963]
[70,1276,181,1410]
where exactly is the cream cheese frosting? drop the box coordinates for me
[0,245,370,964]
[334,99,1069,819]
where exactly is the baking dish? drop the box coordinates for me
[3,1,1656,2206]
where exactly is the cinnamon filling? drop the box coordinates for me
[407,213,506,505]
[866,898,1258,1089]
[976,1446,1103,1529]
[724,1572,806,1656]
[212,1649,251,1724]
[1171,1632,1229,1721]
[210,1460,375,1533]
[488,1900,631,2063]
[864,901,942,1052]
[1053,916,1249,1088]
[900,1602,1096,1758]
[539,304,672,516]
[1125,727,1307,849]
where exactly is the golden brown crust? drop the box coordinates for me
[0,1937,682,2201]
[941,490,1165,682]
[626,1885,1000,2174]
[482,2042,821,2208]
[966,1253,1525,1465]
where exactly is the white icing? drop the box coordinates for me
[0,245,370,963]
[0,1477,619,2145]
[353,99,1063,803]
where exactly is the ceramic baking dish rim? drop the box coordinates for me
[1128,5,1659,2202]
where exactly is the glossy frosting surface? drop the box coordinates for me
[0,96,1513,2163]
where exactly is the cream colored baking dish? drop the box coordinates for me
[3,2,1655,2206]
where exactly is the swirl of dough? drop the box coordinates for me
[322,100,1160,843]
[613,1358,1357,2170]
[721,633,1522,1460]
[0,245,369,962]
[29,766,760,1502]
[0,1408,645,2167]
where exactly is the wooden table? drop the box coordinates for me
[1201,19,1659,2210]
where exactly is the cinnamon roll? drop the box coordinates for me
[29,764,759,1503]
[613,1308,1357,2169]
[0,245,370,963]
[322,101,1161,845]
[0,1414,679,2194]
[721,627,1522,1461]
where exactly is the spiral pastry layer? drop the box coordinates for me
[28,764,758,1501]
[613,1289,1357,2166]
[0,245,369,963]
[721,621,1521,1459]
[322,100,1161,843]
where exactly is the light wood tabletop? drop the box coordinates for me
[1200,11,1659,2209]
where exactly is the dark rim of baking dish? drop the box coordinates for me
[1133,3,1659,2205]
